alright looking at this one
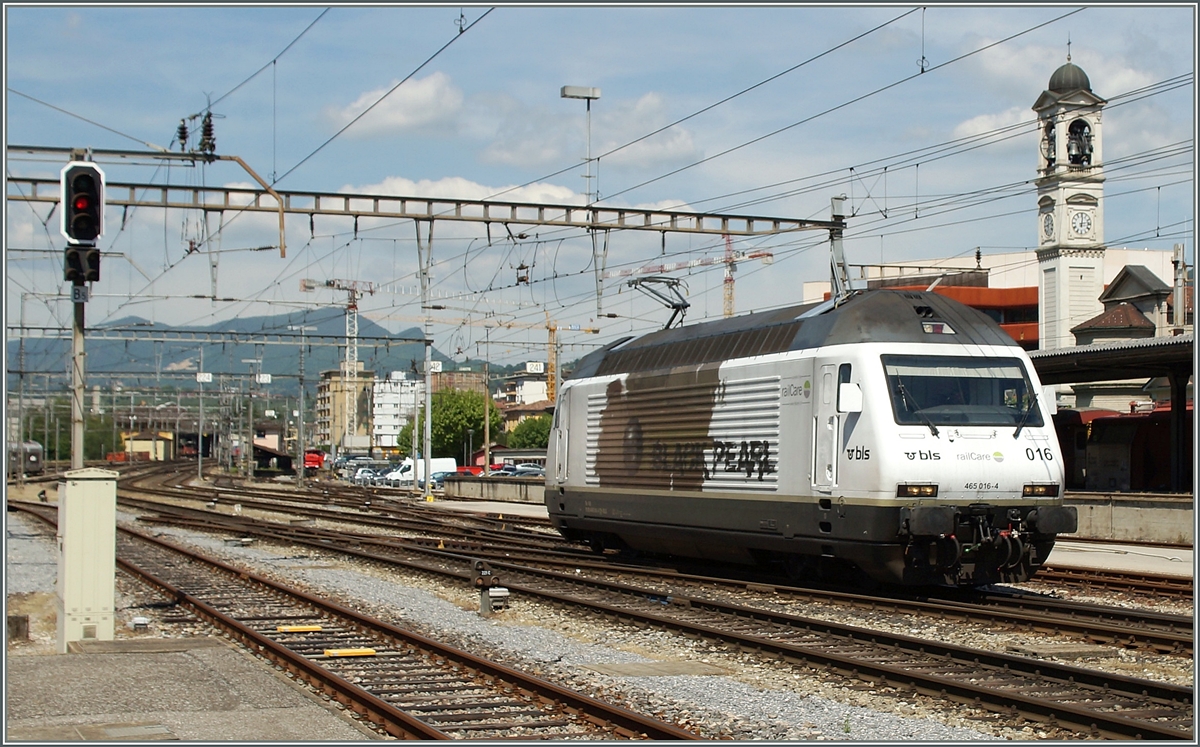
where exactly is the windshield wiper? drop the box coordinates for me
[1012,390,1039,439]
[897,382,938,437]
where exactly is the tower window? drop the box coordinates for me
[1043,121,1056,166]
[1067,119,1093,166]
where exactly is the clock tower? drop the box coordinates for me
[1033,54,1107,349]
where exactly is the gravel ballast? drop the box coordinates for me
[7,509,1016,740]
[20,499,1185,741]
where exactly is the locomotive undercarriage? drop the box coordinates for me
[548,489,1077,588]
[898,503,1077,586]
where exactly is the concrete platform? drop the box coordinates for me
[1045,540,1193,579]
[5,637,378,742]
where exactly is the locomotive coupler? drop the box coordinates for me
[900,504,1036,578]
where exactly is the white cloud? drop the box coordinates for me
[5,208,38,246]
[952,105,1029,140]
[345,174,580,206]
[596,93,702,169]
[323,72,463,138]
[164,356,198,371]
[476,91,702,173]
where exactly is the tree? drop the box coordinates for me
[508,414,552,449]
[397,389,502,460]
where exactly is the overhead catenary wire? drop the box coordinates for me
[119,19,1190,336]
[598,8,1088,205]
[271,7,495,186]
[195,7,331,118]
[10,9,1192,364]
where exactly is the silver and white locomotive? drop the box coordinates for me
[545,289,1077,587]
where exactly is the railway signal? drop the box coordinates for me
[63,244,101,283]
[61,161,105,243]
[61,161,105,283]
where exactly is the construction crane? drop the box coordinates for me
[601,235,772,318]
[301,278,376,447]
[546,314,600,404]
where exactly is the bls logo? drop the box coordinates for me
[845,446,871,460]
[904,450,941,461]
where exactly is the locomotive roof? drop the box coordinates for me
[572,289,1019,379]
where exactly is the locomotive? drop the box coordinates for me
[544,289,1076,587]
[7,441,45,478]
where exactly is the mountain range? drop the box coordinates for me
[8,309,456,395]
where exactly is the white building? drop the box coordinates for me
[372,371,423,449]
[497,372,548,407]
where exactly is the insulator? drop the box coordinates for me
[200,112,216,154]
[176,120,189,151]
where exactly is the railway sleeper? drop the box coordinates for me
[379,685,491,698]
[365,681,478,691]
[433,719,573,732]
[406,702,541,715]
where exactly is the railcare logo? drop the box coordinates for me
[781,379,812,400]
[956,452,1005,462]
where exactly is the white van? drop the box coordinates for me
[385,457,457,487]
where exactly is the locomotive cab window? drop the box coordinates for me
[882,355,1042,427]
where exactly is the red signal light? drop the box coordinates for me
[60,162,105,243]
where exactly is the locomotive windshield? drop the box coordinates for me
[882,355,1043,428]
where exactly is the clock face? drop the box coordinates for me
[1071,211,1092,236]
[1042,213,1054,238]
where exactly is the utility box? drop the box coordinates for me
[56,467,118,653]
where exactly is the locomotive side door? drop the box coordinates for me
[812,363,839,492]
[551,391,569,482]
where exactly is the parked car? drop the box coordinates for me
[382,466,409,487]
[372,468,397,486]
[418,471,454,490]
[384,457,458,487]
[352,467,377,485]
[512,466,545,478]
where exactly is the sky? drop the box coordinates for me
[4,3,1195,369]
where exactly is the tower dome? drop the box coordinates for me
[1048,61,1091,93]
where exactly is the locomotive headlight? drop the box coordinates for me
[1022,484,1059,497]
[897,484,938,497]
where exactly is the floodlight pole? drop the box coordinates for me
[560,86,601,204]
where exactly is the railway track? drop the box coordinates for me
[121,465,1190,612]
[109,482,1195,658]
[1030,566,1194,600]
[64,495,1193,741]
[121,467,563,550]
[23,464,1196,739]
[11,503,698,741]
